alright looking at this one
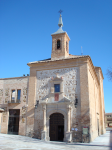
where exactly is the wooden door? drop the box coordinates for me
[50,113,64,141]
[8,109,20,135]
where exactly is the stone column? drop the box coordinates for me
[41,104,47,141]
[67,105,70,132]
[66,105,72,142]
[43,105,46,131]
[46,117,50,141]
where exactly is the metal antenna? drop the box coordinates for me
[58,9,63,15]
[81,46,83,55]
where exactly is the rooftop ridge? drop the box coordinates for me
[27,55,89,65]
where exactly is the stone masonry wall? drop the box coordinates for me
[36,67,78,101]
[34,105,43,139]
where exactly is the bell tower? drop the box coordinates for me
[51,14,70,60]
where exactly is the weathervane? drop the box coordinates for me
[58,9,63,15]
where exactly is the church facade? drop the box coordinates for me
[0,15,105,142]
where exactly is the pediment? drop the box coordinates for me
[58,96,72,103]
[39,96,72,104]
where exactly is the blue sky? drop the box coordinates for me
[0,0,112,113]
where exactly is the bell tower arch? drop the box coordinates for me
[51,14,70,60]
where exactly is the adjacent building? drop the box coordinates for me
[105,113,112,127]
[0,14,106,142]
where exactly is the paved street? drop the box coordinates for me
[0,131,110,150]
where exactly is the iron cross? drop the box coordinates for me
[58,9,63,14]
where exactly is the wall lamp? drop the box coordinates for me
[35,100,39,109]
[0,108,5,112]
[74,98,78,108]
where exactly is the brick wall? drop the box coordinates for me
[51,32,70,60]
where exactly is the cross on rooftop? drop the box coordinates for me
[58,9,63,14]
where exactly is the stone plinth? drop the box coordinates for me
[41,131,47,141]
[65,132,72,142]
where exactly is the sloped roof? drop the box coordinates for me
[105,113,112,115]
[27,54,89,65]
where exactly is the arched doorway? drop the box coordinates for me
[50,113,64,141]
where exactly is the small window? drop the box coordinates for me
[57,40,60,49]
[17,89,21,101]
[54,84,60,92]
[11,90,15,100]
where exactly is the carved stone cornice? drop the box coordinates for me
[40,98,48,105]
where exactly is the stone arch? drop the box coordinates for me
[47,109,67,119]
[46,109,67,141]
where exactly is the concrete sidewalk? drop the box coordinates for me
[0,131,110,150]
